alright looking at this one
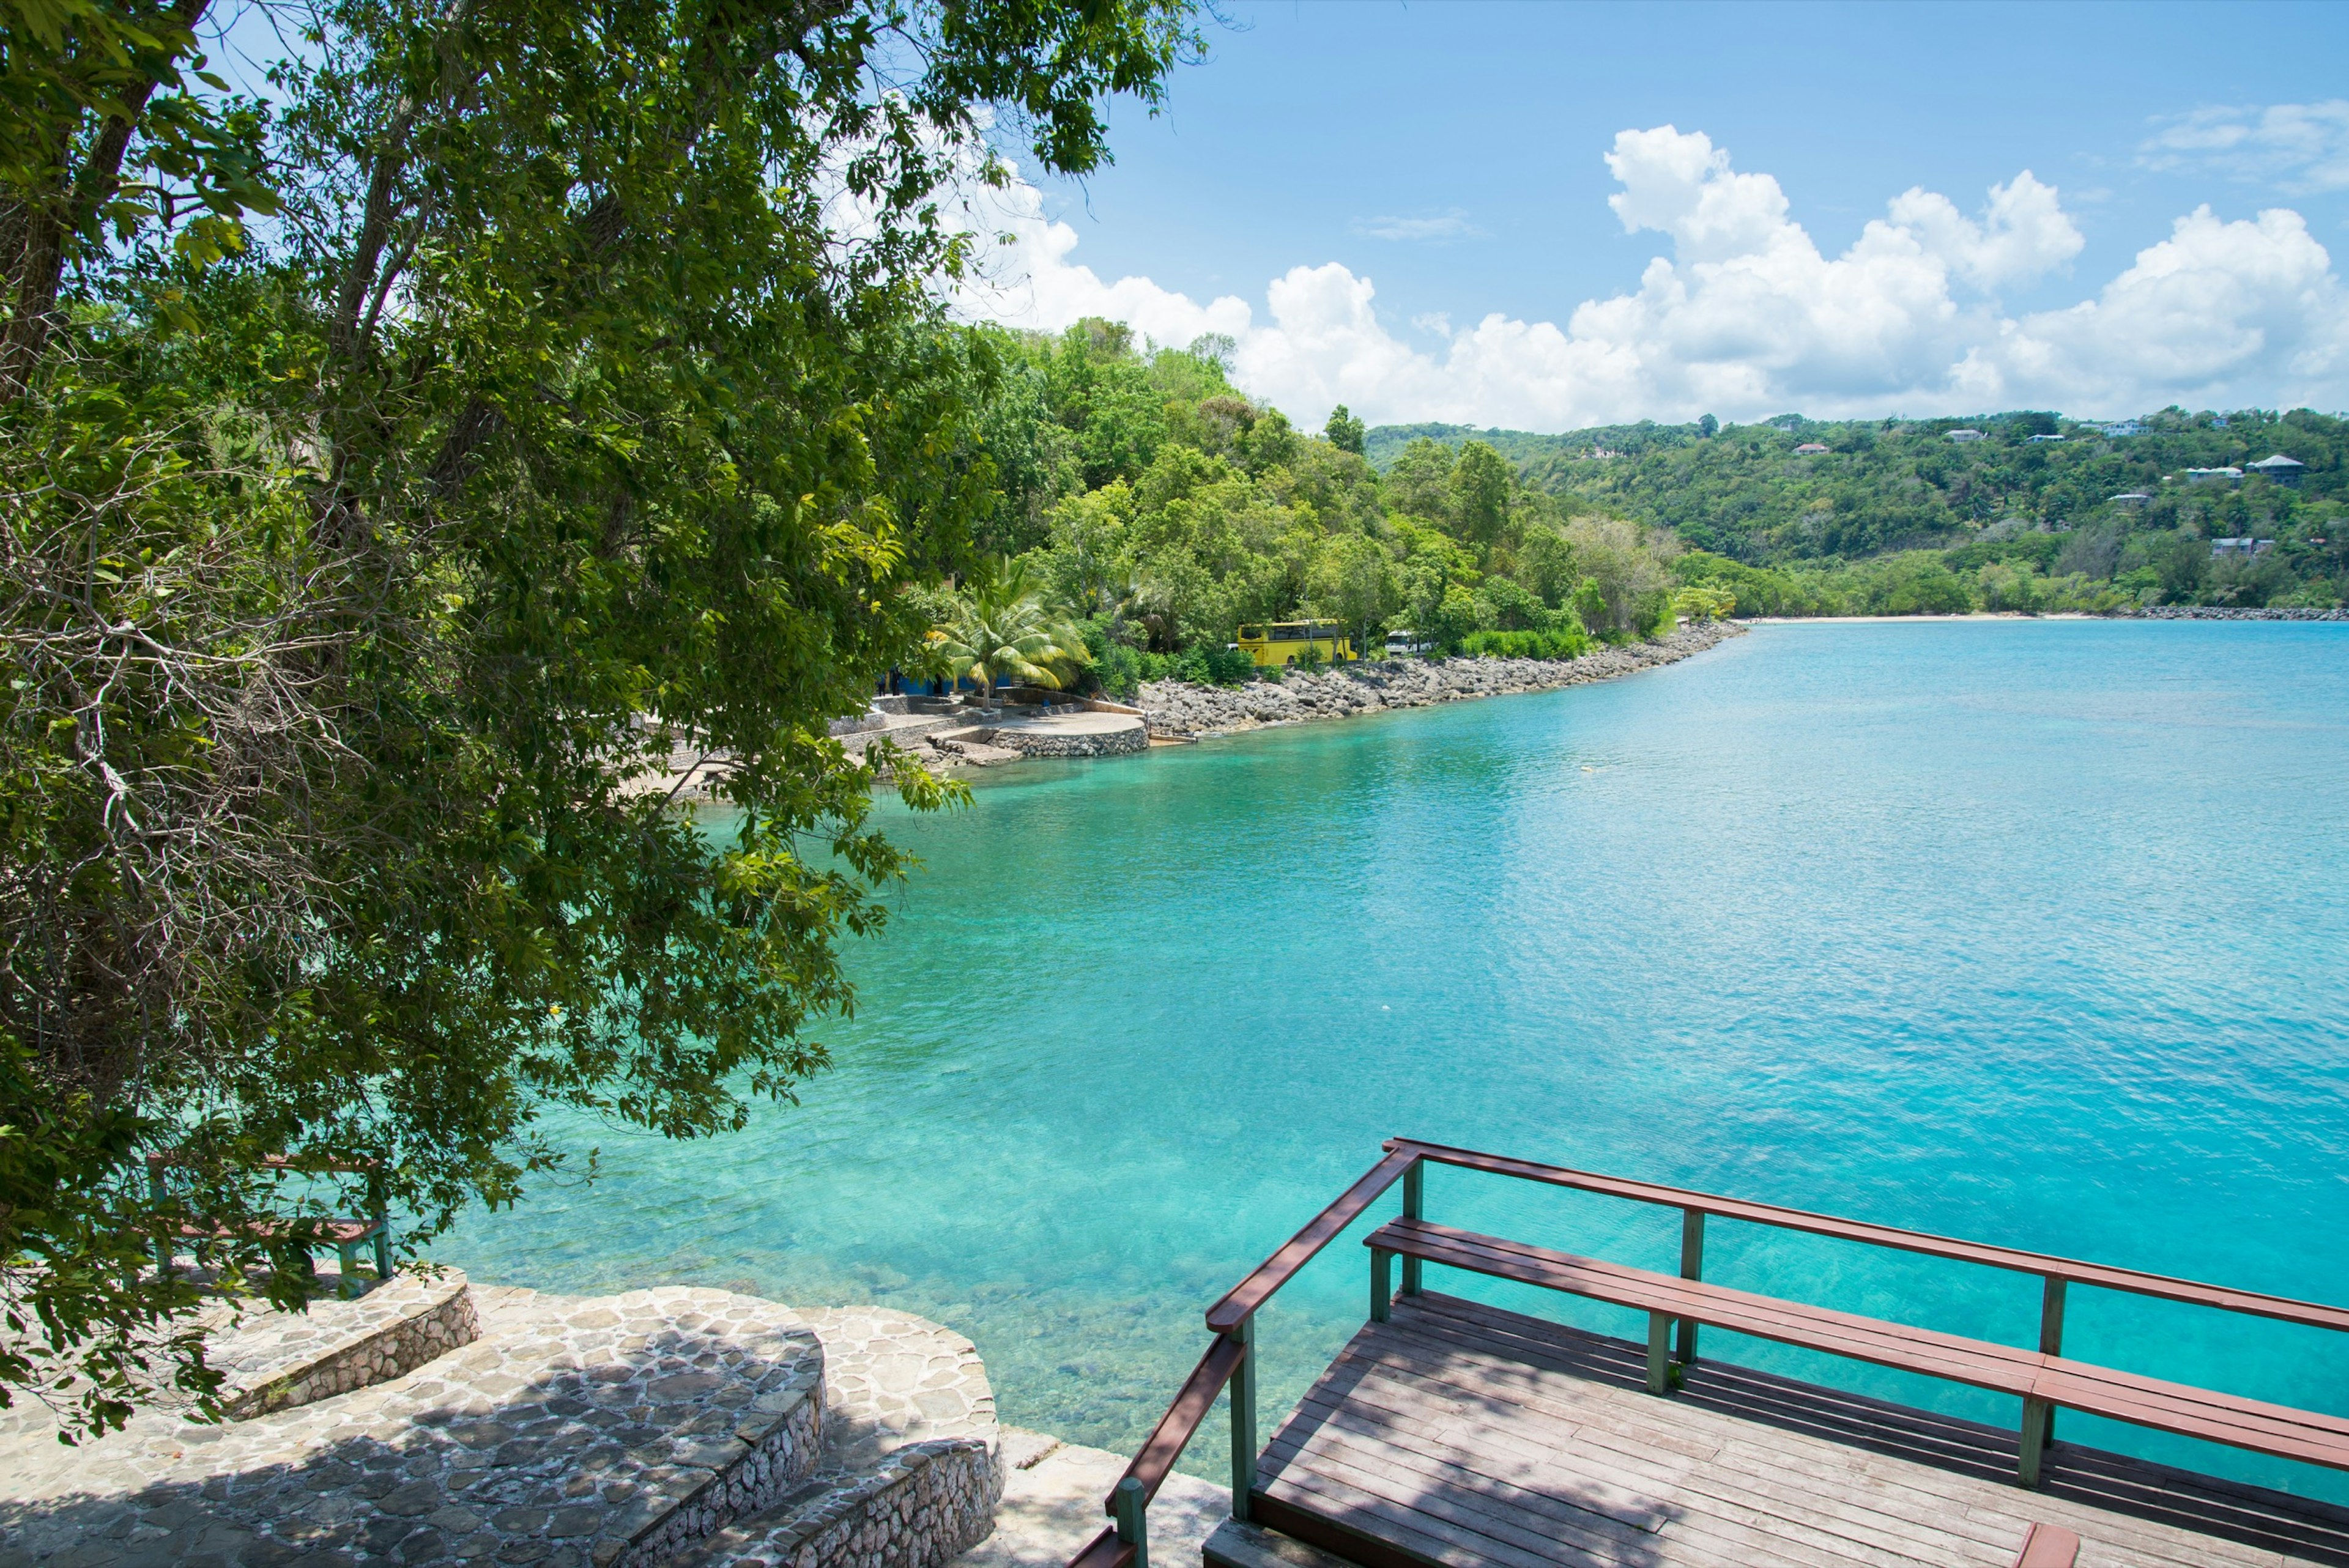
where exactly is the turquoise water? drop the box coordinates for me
[443,621,2349,1500]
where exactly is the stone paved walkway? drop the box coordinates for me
[1,1286,825,1568]
[954,1431,1226,1568]
[784,1309,993,1476]
[0,1284,1007,1568]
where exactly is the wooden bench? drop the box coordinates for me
[146,1153,393,1299]
[2013,1522,2080,1567]
[1365,1215,2349,1487]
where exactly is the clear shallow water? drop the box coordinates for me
[443,621,2349,1499]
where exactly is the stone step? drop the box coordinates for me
[666,1438,996,1568]
[953,1432,1228,1568]
[1202,1518,1359,1568]
[0,1287,826,1568]
[207,1270,480,1420]
[665,1305,1004,1568]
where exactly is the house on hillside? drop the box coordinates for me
[1948,429,1986,443]
[2185,467,2243,484]
[1794,442,1830,454]
[2110,493,2152,506]
[2247,454,2307,486]
[2028,434,2066,443]
[2101,420,2147,438]
[2212,538,2273,558]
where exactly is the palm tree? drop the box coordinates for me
[935,563,1091,698]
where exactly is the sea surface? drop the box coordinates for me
[442,619,2349,1499]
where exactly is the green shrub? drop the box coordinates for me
[1166,643,1256,687]
[1460,627,1591,660]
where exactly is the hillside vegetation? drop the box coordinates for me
[959,320,1691,697]
[1370,410,2349,615]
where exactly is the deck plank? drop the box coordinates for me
[1249,1294,2349,1568]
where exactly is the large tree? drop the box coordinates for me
[0,0,1195,1436]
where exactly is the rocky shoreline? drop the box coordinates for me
[1136,621,1745,737]
[2116,606,2349,621]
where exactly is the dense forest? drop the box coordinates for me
[1370,409,2349,616]
[942,327,2348,698]
[950,320,1691,697]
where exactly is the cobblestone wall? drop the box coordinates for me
[674,1439,1000,1568]
[611,1390,823,1568]
[987,724,1148,758]
[224,1278,481,1419]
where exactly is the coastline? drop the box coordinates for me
[1750,607,2349,624]
[1135,620,1745,739]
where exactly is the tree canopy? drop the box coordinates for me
[952,320,1683,697]
[1,0,1195,1436]
[1373,409,2349,613]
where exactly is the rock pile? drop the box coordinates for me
[2119,606,2349,621]
[1137,622,1743,736]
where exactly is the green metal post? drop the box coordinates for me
[1228,1315,1256,1522]
[1644,1311,1672,1396]
[147,1160,168,1278]
[1400,1158,1423,1298]
[1112,1476,1148,1568]
[1370,1247,1392,1323]
[2018,1398,2050,1488]
[369,1167,392,1281]
[2037,1276,2067,1450]
[1675,1208,1705,1366]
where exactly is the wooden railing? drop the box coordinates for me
[1071,1137,2349,1568]
[146,1152,393,1298]
[1067,1147,1417,1568]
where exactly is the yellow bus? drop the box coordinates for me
[1234,620,1356,668]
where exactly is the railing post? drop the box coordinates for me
[2037,1274,2067,1449]
[1645,1311,1672,1395]
[1675,1208,1705,1366]
[1400,1157,1423,1298]
[1370,1247,1393,1323]
[1113,1476,1148,1568]
[147,1159,169,1279]
[1228,1315,1256,1522]
[2017,1398,2050,1488]
[369,1165,392,1281]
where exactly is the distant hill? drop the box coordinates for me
[1365,409,2347,563]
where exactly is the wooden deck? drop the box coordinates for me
[1248,1293,2349,1568]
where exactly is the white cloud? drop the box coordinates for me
[1351,210,1488,243]
[949,126,2349,432]
[1885,172,2084,289]
[2141,101,2349,195]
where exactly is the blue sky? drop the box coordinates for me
[956,0,2349,431]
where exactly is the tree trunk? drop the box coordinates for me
[0,0,213,404]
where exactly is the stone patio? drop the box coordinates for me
[0,1281,1004,1568]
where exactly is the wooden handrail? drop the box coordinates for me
[146,1151,384,1174]
[1206,1147,1418,1332]
[1079,1139,2349,1568]
[1386,1138,2349,1336]
[1068,1528,1134,1568]
[1110,1333,1246,1511]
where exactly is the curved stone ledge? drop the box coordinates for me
[218,1271,481,1420]
[670,1438,1000,1568]
[964,712,1149,760]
